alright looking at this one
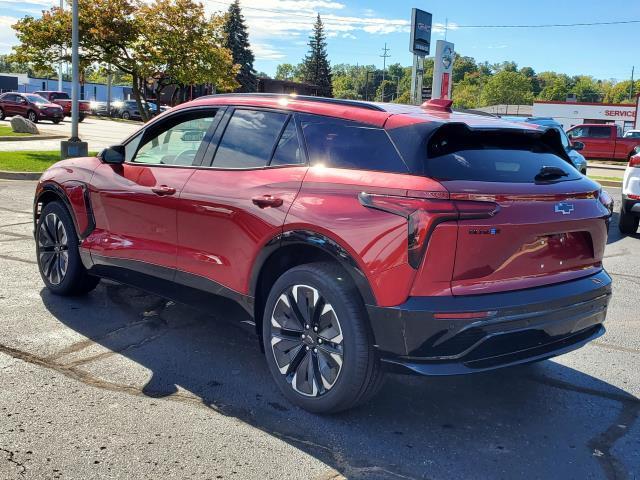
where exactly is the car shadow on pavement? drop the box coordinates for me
[41,282,640,480]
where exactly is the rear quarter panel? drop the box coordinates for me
[285,166,447,306]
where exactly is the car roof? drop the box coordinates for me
[177,93,539,130]
[570,123,615,127]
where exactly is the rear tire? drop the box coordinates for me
[52,119,61,125]
[0,108,5,120]
[36,201,100,296]
[618,207,639,235]
[262,262,384,413]
[78,115,85,123]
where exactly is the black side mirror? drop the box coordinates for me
[572,141,584,151]
[100,145,126,164]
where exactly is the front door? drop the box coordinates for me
[177,108,307,295]
[86,109,222,278]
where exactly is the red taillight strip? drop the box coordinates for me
[433,311,498,320]
[629,155,640,168]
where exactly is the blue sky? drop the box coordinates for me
[1,0,638,81]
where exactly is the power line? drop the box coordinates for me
[208,2,640,30]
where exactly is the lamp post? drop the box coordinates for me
[61,0,88,158]
[58,0,63,92]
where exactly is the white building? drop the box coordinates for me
[533,99,637,132]
[0,73,132,102]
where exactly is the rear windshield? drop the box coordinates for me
[423,123,579,183]
[426,150,580,183]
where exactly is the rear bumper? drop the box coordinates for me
[367,270,612,376]
[622,194,640,216]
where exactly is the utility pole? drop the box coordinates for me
[380,43,391,102]
[58,0,63,92]
[629,66,635,101]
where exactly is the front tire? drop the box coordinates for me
[36,201,100,296]
[262,262,383,413]
[121,111,130,120]
[27,110,38,123]
[618,207,639,235]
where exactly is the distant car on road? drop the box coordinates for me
[502,116,587,174]
[620,151,640,234]
[623,129,640,139]
[33,91,91,122]
[0,92,64,124]
[112,100,168,120]
[566,123,640,161]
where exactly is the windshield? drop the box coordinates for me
[624,131,640,138]
[25,95,49,104]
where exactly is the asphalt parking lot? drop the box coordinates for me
[0,180,638,480]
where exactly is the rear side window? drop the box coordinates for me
[270,119,304,166]
[587,126,611,138]
[214,109,288,168]
[301,121,407,173]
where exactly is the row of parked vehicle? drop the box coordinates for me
[0,90,170,124]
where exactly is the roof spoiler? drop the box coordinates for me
[421,98,453,113]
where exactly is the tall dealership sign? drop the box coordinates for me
[409,8,432,105]
[432,40,455,100]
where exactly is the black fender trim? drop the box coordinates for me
[35,182,96,240]
[249,229,377,306]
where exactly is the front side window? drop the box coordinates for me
[213,109,289,168]
[301,120,408,173]
[568,127,584,138]
[131,113,217,166]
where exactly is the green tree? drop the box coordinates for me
[452,54,477,83]
[275,63,301,81]
[536,72,571,101]
[480,70,533,105]
[571,75,602,102]
[602,80,640,103]
[300,14,332,97]
[223,0,256,92]
[375,79,395,102]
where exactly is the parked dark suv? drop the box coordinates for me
[0,92,64,123]
[33,94,613,413]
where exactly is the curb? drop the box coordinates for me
[0,134,66,142]
[0,170,41,180]
[594,180,622,188]
[588,164,626,172]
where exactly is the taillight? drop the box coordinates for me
[598,189,614,213]
[358,192,499,269]
[630,155,640,168]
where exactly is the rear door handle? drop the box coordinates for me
[252,195,283,209]
[151,185,176,196]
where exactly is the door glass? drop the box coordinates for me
[588,127,610,138]
[132,114,217,166]
[270,119,304,166]
[213,109,288,168]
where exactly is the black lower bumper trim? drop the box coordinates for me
[367,270,612,375]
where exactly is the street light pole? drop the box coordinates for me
[58,0,63,92]
[61,0,88,158]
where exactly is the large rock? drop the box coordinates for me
[10,116,39,135]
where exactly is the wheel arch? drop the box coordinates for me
[250,230,377,338]
[34,182,95,240]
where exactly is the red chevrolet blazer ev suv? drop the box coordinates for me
[33,94,613,413]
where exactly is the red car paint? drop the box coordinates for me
[566,123,640,160]
[0,92,64,123]
[36,95,610,320]
[33,91,91,118]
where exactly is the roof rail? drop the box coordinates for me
[197,93,386,112]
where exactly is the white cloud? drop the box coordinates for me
[341,32,356,39]
[0,16,18,54]
[252,42,286,60]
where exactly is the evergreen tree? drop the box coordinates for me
[223,0,256,92]
[301,14,332,97]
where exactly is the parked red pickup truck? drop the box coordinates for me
[566,123,640,160]
[33,91,90,122]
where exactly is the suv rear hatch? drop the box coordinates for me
[415,123,611,296]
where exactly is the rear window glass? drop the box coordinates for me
[426,150,580,183]
[302,122,408,173]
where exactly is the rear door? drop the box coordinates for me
[585,125,614,158]
[176,107,307,295]
[87,108,222,277]
[422,126,610,295]
[1,94,17,115]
